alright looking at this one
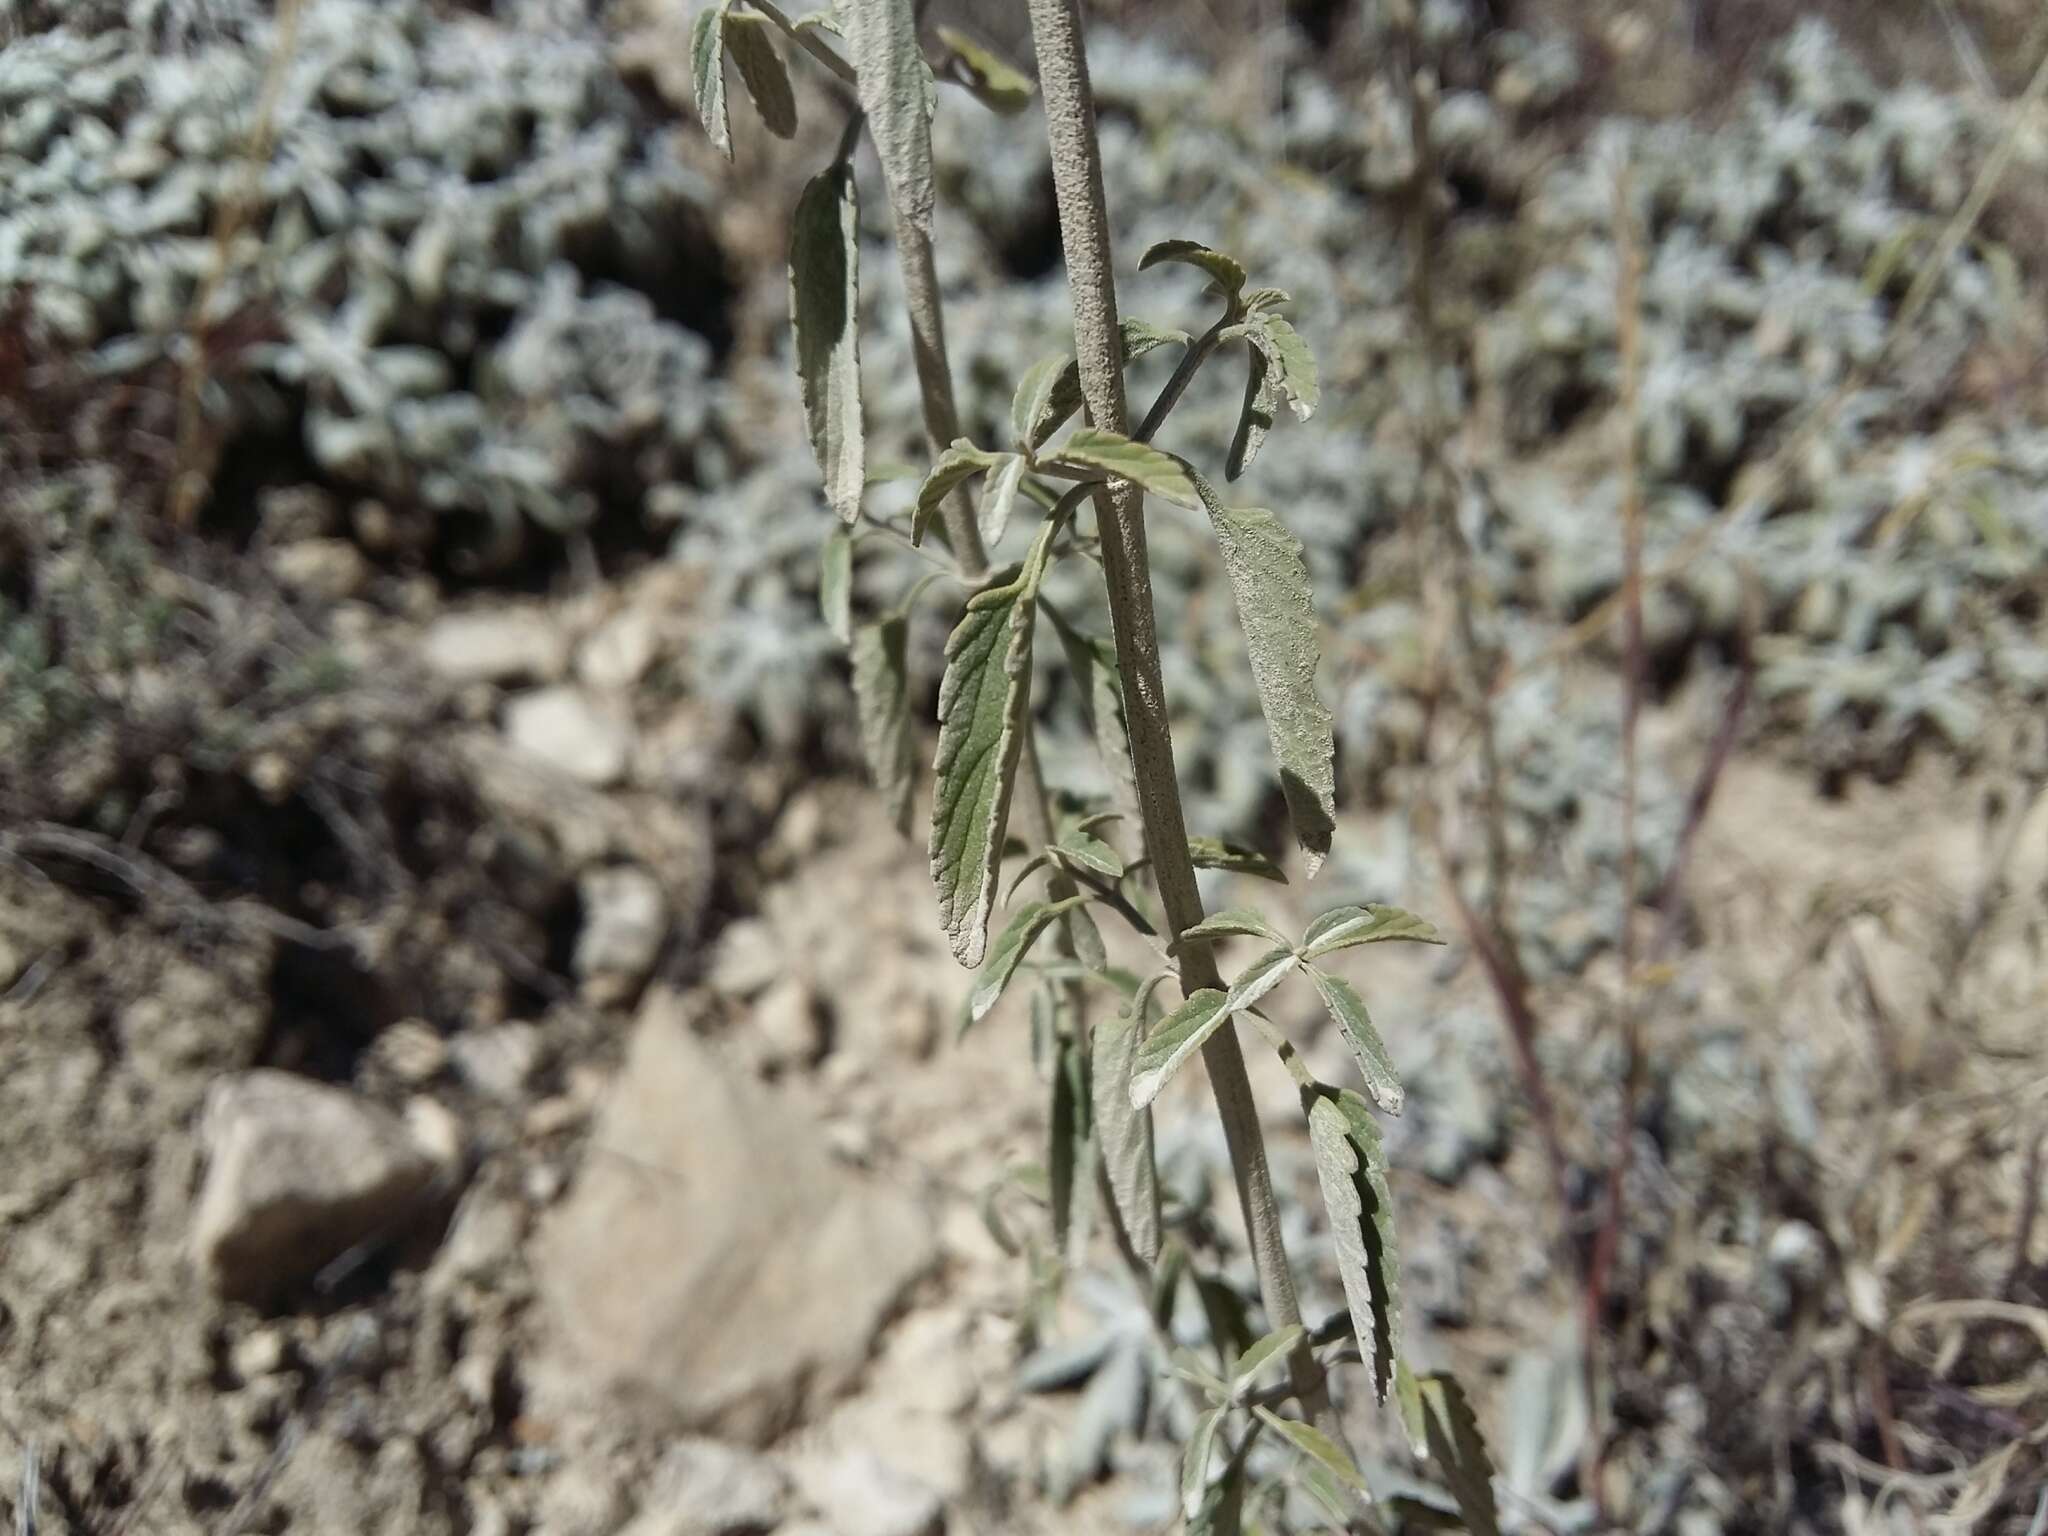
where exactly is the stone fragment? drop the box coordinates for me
[505,685,634,787]
[192,1071,439,1302]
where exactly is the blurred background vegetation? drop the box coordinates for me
[1,1,2044,1533]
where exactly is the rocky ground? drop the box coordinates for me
[3,1,2047,1533]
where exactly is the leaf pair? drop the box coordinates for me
[693,2,797,156]
[1130,904,1440,1112]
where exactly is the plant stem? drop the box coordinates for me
[1025,0,1342,1449]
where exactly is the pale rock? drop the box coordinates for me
[505,685,634,787]
[752,978,828,1071]
[621,1438,791,1536]
[268,538,369,600]
[422,607,567,685]
[192,1071,439,1301]
[574,865,669,995]
[711,917,785,999]
[536,1461,629,1536]
[431,1191,523,1291]
[578,606,660,692]
[451,1022,543,1102]
[372,1019,448,1085]
[230,1326,289,1382]
[535,992,936,1444]
[788,1449,943,1536]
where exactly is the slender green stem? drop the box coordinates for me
[1134,317,1230,445]
[740,0,859,85]
[1024,0,1346,1456]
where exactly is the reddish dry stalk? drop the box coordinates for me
[1582,164,1648,1513]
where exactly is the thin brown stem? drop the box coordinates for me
[1025,0,1343,1456]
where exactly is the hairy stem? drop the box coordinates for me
[1025,0,1342,1449]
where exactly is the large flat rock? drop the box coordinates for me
[535,992,935,1443]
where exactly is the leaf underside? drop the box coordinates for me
[1306,1087,1402,1403]
[844,0,935,234]
[819,524,853,643]
[1226,341,1275,481]
[1092,986,1161,1263]
[913,440,1004,546]
[1191,472,1336,876]
[851,616,915,835]
[788,164,864,522]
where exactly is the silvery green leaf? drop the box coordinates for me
[1180,907,1289,945]
[1305,967,1403,1114]
[1063,900,1108,971]
[1011,352,1069,450]
[1017,1333,1115,1393]
[851,616,914,835]
[1299,904,1443,960]
[1187,837,1287,883]
[722,12,797,137]
[690,2,731,157]
[1003,852,1051,904]
[934,24,1034,113]
[1241,311,1319,421]
[1183,1407,1225,1520]
[1306,1087,1401,1403]
[1049,1027,1089,1254]
[791,6,840,38]
[1396,1359,1430,1458]
[1229,1324,1304,1400]
[1188,1438,1251,1536]
[1092,977,1161,1263]
[930,521,1058,967]
[819,524,853,644]
[1418,1373,1501,1536]
[1139,238,1248,301]
[969,896,1089,1025]
[1054,829,1124,880]
[1129,949,1289,1109]
[913,440,1005,546]
[789,164,864,522]
[1171,1347,1230,1403]
[1056,1340,1147,1501]
[1252,1407,1372,1499]
[1041,428,1200,509]
[1219,945,1299,1018]
[844,0,934,235]
[1044,604,1139,834]
[978,452,1028,546]
[1225,340,1276,481]
[1299,1461,1360,1528]
[1025,321,1189,451]
[1190,472,1336,876]
[1243,286,1292,312]
[1129,988,1227,1109]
